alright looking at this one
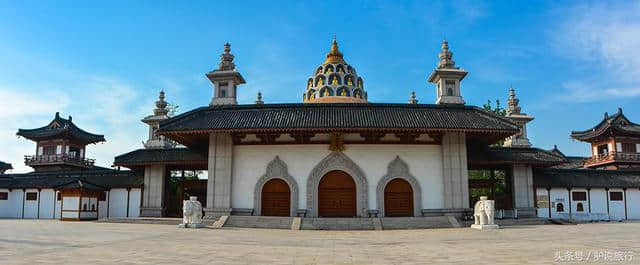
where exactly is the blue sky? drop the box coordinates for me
[1,1,639,172]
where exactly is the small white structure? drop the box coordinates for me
[179,196,205,228]
[471,196,499,230]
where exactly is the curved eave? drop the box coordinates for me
[17,127,105,144]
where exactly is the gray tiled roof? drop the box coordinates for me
[468,147,567,166]
[113,148,207,166]
[0,169,142,189]
[17,112,105,144]
[533,168,640,188]
[0,161,12,170]
[157,103,519,134]
[571,108,640,141]
[54,179,107,191]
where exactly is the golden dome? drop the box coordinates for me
[304,38,367,103]
[323,37,346,65]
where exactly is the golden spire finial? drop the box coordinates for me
[324,36,345,65]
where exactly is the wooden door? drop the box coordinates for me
[318,170,356,217]
[261,179,291,216]
[384,178,413,217]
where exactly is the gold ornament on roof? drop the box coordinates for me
[323,37,346,65]
[347,78,353,86]
[332,77,338,85]
[341,89,347,96]
[324,89,330,97]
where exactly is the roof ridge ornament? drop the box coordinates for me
[408,91,418,104]
[218,42,236,71]
[437,39,457,69]
[255,91,264,104]
[323,36,346,65]
[153,90,169,116]
[506,86,521,115]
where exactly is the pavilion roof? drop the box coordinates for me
[0,161,12,170]
[157,103,519,145]
[533,168,640,188]
[113,148,207,168]
[0,168,142,189]
[571,108,640,142]
[468,146,567,167]
[54,179,107,191]
[17,112,105,145]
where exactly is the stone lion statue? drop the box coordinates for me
[471,196,498,230]
[179,196,204,228]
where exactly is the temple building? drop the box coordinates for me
[533,109,640,220]
[0,113,142,220]
[113,39,567,220]
[2,38,639,225]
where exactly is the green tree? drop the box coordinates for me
[482,99,506,116]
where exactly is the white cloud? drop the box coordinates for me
[553,1,640,101]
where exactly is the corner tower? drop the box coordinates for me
[428,40,467,105]
[303,38,367,103]
[142,91,176,149]
[206,43,246,106]
[503,87,534,148]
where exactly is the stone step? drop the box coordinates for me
[97,217,217,226]
[224,216,293,229]
[380,216,454,230]
[301,217,375,230]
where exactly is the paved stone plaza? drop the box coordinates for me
[0,220,639,265]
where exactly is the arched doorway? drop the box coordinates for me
[261,179,290,216]
[384,178,414,217]
[318,170,356,217]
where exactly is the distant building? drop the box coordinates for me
[0,113,142,220]
[534,109,640,220]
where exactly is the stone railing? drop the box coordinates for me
[584,152,640,167]
[24,154,95,168]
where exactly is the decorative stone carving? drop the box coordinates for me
[179,196,205,228]
[471,196,499,230]
[306,152,368,217]
[376,156,422,217]
[253,156,299,216]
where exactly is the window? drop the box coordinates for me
[445,80,456,96]
[91,204,96,211]
[26,192,37,201]
[597,144,609,155]
[82,204,87,211]
[610,192,623,201]
[576,203,584,212]
[42,146,56,155]
[572,192,587,201]
[556,203,564,212]
[57,192,61,201]
[0,192,8,200]
[98,192,107,201]
[621,143,636,153]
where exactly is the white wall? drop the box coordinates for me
[128,189,141,217]
[0,189,22,218]
[39,189,56,219]
[23,189,38,219]
[231,144,444,212]
[108,189,128,217]
[549,188,570,219]
[535,188,549,218]
[570,189,590,221]
[609,189,626,220]
[98,191,108,218]
[590,189,608,220]
[54,191,62,219]
[627,189,640,219]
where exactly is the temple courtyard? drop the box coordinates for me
[0,220,638,264]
